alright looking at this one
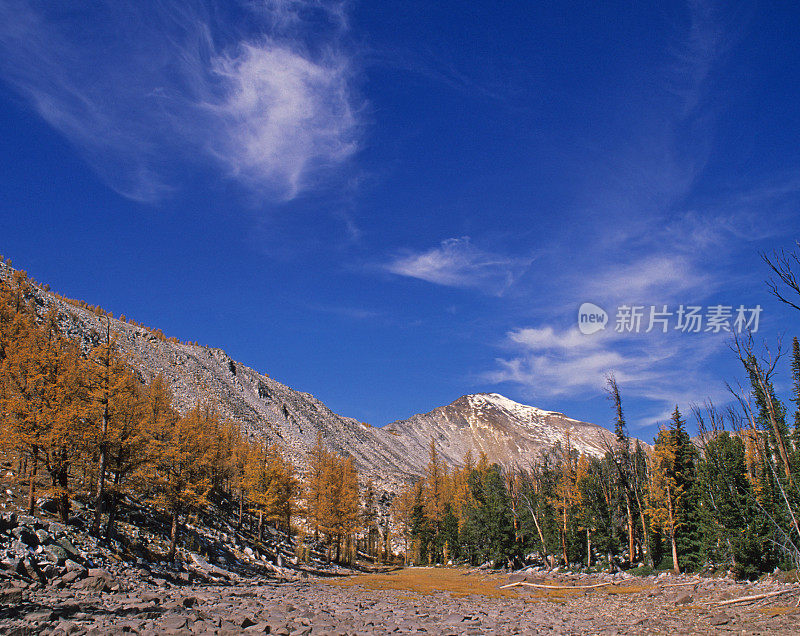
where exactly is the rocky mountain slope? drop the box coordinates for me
[386,393,618,468]
[4,262,634,493]
[5,268,416,492]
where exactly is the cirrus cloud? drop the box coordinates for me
[384,237,534,296]
[0,0,360,203]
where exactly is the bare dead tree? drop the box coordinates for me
[730,332,792,482]
[602,373,644,564]
[762,241,800,313]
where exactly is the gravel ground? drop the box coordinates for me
[3,568,800,635]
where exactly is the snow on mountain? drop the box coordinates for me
[385,392,619,469]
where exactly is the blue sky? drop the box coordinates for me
[1,0,799,442]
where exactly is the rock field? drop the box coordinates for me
[3,533,800,636]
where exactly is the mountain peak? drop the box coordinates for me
[461,392,567,419]
[390,391,619,466]
[12,259,627,494]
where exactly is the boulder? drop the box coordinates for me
[41,563,57,579]
[10,539,29,556]
[60,569,86,585]
[87,567,111,579]
[708,613,731,626]
[56,537,81,561]
[39,499,60,515]
[44,544,70,566]
[25,609,56,623]
[139,592,161,604]
[77,576,111,593]
[16,515,38,527]
[162,616,188,631]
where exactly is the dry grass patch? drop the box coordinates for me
[326,568,647,603]
[326,567,520,599]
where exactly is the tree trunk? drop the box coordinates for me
[667,485,680,574]
[529,508,550,566]
[93,400,108,534]
[238,490,244,530]
[27,447,37,516]
[105,494,119,541]
[561,499,569,565]
[637,508,650,565]
[625,493,635,564]
[94,321,112,535]
[633,489,651,566]
[258,510,263,541]
[105,472,122,540]
[728,538,736,566]
[58,467,70,523]
[586,529,592,567]
[168,507,180,562]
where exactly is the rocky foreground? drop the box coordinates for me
[3,563,800,635]
[2,503,800,635]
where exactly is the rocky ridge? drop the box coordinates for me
[4,263,638,495]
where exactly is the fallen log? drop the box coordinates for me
[499,580,619,590]
[662,581,699,588]
[714,588,798,606]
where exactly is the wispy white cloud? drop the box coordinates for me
[384,237,534,296]
[508,326,599,351]
[583,254,713,305]
[0,1,359,203]
[487,326,654,397]
[666,0,736,116]
[486,323,730,429]
[207,44,357,198]
[485,212,739,420]
[570,2,749,242]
